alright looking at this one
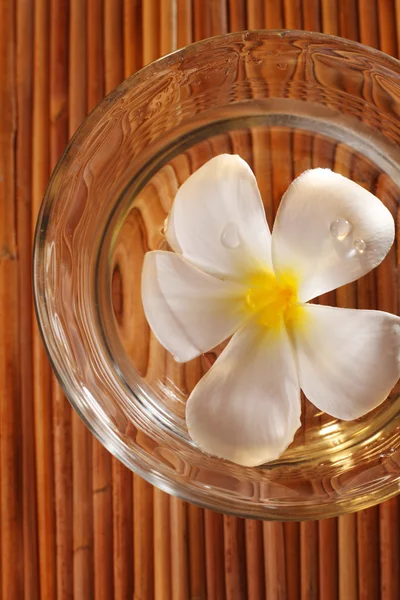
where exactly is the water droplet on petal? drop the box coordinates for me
[221,223,240,249]
[354,239,366,254]
[330,218,352,240]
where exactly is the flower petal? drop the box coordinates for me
[272,169,395,302]
[166,154,272,279]
[141,251,247,362]
[291,304,400,420]
[186,321,301,466]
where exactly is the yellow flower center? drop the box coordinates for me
[244,271,303,329]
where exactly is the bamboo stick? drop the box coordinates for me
[246,0,264,29]
[270,128,293,217]
[50,0,69,159]
[193,0,212,40]
[188,503,207,600]
[228,0,247,31]
[123,0,143,78]
[92,444,114,600]
[69,2,95,598]
[153,489,171,600]
[0,210,22,600]
[224,516,247,600]
[16,0,40,597]
[357,507,380,600]
[321,0,339,35]
[284,0,303,29]
[160,0,177,56]
[87,0,105,109]
[142,0,160,65]
[93,4,126,598]
[264,521,288,600]
[293,130,313,176]
[177,0,192,48]
[319,519,338,600]
[248,119,273,230]
[338,514,358,600]
[133,475,154,600]
[338,0,359,42]
[32,1,58,598]
[52,383,73,600]
[113,460,133,599]
[87,5,114,598]
[380,497,400,600]
[211,0,228,34]
[50,2,73,599]
[265,0,284,28]
[358,0,379,49]
[300,521,319,600]
[170,497,190,600]
[72,417,94,600]
[378,0,398,58]
[0,3,24,598]
[284,522,301,600]
[204,509,226,600]
[245,520,265,600]
[104,0,124,93]
[302,0,321,31]
[69,0,87,132]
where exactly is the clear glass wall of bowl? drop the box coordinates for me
[34,31,400,519]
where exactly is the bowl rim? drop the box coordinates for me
[34,28,400,214]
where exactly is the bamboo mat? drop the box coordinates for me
[1,1,400,599]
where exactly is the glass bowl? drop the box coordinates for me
[33,30,400,520]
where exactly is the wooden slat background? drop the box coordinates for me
[1,1,400,598]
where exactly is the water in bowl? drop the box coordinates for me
[108,107,400,469]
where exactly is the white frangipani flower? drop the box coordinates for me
[141,154,400,467]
